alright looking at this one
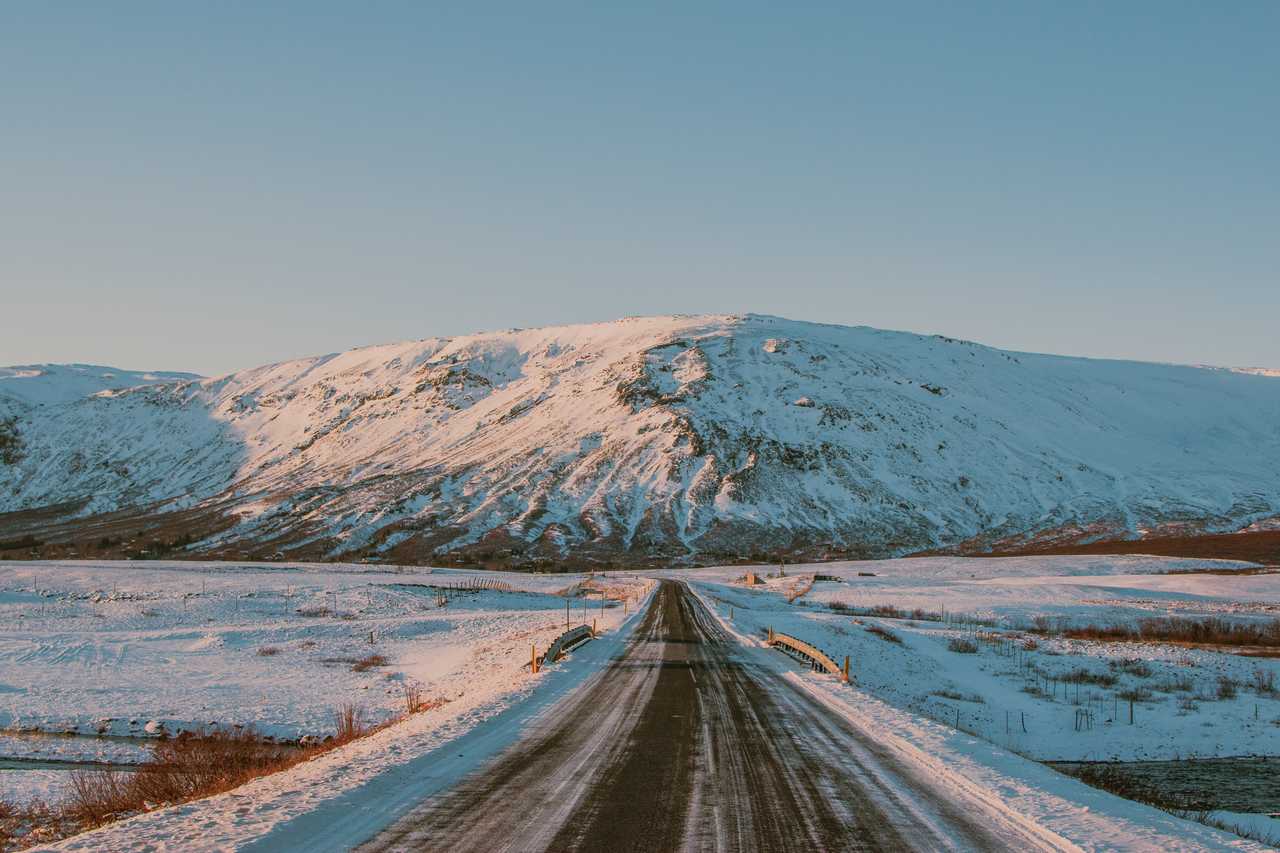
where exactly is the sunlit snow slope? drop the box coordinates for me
[2,315,1278,566]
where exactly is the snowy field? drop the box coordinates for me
[0,559,649,813]
[675,554,1280,842]
[676,555,1280,763]
[5,554,1280,849]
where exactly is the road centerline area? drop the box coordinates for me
[359,581,1045,852]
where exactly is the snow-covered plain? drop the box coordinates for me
[4,555,1278,850]
[686,586,1279,851]
[0,559,649,820]
[676,555,1280,764]
[672,554,1280,846]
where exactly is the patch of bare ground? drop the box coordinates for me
[979,529,1280,566]
[0,695,449,851]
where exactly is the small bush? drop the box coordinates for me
[948,637,979,654]
[1153,674,1195,693]
[1063,667,1118,687]
[256,646,281,657]
[334,703,366,742]
[296,605,331,618]
[933,688,985,703]
[351,654,388,672]
[402,681,425,714]
[1117,687,1152,702]
[1251,667,1277,696]
[1021,638,1039,651]
[1216,676,1238,700]
[866,625,902,644]
[1108,658,1153,678]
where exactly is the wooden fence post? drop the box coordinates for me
[842,655,850,682]
[531,644,539,674]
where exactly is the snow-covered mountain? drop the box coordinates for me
[2,314,1278,566]
[0,364,200,406]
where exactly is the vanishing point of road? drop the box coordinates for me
[357,580,1056,852]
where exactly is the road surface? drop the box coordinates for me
[359,580,1052,852]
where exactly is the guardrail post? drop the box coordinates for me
[592,618,597,638]
[842,656,850,682]
[768,626,775,644]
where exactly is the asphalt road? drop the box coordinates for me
[358,580,1051,852]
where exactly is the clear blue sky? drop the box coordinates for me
[3,2,1277,376]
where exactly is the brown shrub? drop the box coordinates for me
[402,681,424,714]
[1251,667,1278,696]
[25,708,388,848]
[256,646,281,657]
[351,654,388,672]
[866,625,902,644]
[1108,658,1152,678]
[64,728,307,830]
[334,703,366,742]
[1063,667,1118,687]
[1063,617,1280,648]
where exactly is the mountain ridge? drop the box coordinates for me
[2,313,1278,567]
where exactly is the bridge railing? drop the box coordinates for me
[766,627,850,682]
[530,623,595,673]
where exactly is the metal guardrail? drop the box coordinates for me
[766,627,850,682]
[531,624,595,672]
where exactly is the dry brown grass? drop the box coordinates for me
[256,645,281,656]
[334,703,366,742]
[351,653,389,672]
[0,799,71,850]
[63,728,323,831]
[865,625,902,644]
[1251,666,1278,696]
[0,691,452,851]
[0,670,461,851]
[1062,616,1280,649]
[827,602,943,622]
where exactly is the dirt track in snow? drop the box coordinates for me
[358,581,1055,852]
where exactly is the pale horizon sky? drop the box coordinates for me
[3,3,1277,376]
